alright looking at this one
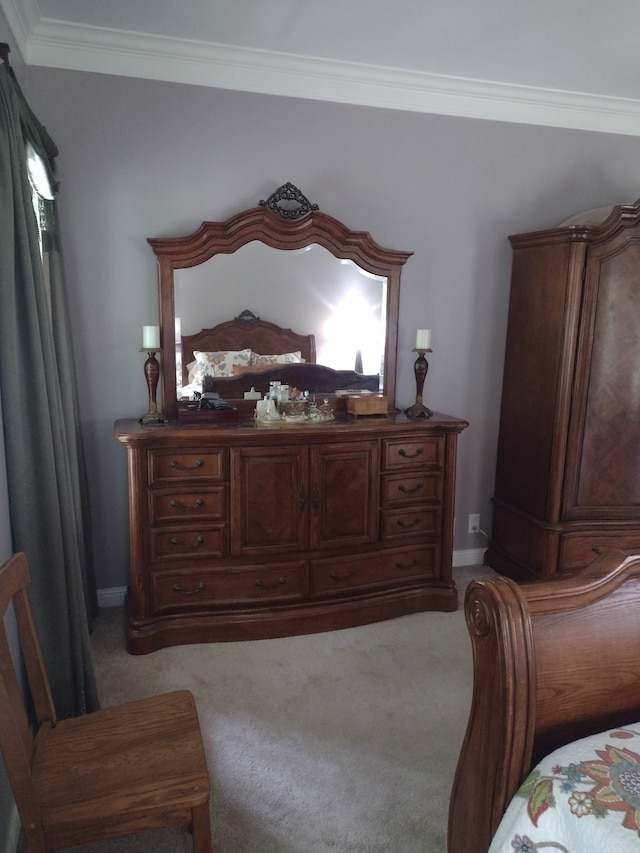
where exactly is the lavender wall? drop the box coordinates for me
[20,66,640,589]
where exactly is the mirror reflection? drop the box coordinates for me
[150,183,411,419]
[174,242,387,398]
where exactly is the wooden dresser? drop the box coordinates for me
[115,413,467,653]
[487,199,640,580]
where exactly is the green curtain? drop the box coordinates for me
[0,64,98,717]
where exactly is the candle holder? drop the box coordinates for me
[139,349,167,424]
[405,348,433,418]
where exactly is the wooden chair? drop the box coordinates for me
[0,552,212,853]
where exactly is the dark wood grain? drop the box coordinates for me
[115,412,468,652]
[448,548,640,853]
[148,201,412,419]
[488,199,640,579]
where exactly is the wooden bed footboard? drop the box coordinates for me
[448,549,640,853]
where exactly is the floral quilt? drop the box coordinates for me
[489,724,640,852]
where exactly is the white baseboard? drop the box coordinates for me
[97,586,127,608]
[452,547,487,568]
[96,547,488,608]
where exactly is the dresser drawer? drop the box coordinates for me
[381,471,442,507]
[148,449,226,484]
[560,532,640,573]
[311,546,436,597]
[149,524,227,561]
[381,507,441,541]
[150,487,226,524]
[382,437,443,470]
[150,563,306,613]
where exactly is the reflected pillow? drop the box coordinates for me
[251,351,303,366]
[193,348,252,379]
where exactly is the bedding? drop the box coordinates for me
[489,724,640,852]
[192,348,252,379]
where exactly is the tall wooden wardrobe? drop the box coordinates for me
[487,199,640,580]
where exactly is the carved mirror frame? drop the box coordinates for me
[149,184,412,420]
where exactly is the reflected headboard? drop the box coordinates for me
[180,310,316,387]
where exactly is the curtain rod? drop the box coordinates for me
[0,43,10,68]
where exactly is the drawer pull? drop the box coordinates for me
[172,582,205,595]
[399,447,424,459]
[397,517,420,529]
[170,459,204,471]
[398,483,423,494]
[169,536,204,549]
[329,569,357,582]
[255,577,286,591]
[299,486,306,513]
[395,559,420,570]
[170,498,204,510]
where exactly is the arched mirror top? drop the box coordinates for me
[149,183,412,420]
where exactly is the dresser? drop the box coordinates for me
[487,200,640,580]
[115,413,467,653]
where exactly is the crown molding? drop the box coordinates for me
[8,10,640,137]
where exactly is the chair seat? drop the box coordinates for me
[34,690,210,848]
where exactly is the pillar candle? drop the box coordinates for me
[415,329,431,350]
[143,325,160,350]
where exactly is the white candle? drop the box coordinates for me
[415,329,431,350]
[142,325,160,350]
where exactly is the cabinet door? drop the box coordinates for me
[564,235,640,518]
[309,440,378,550]
[232,446,308,555]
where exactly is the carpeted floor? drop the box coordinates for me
[22,564,493,853]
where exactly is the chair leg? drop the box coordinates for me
[191,801,212,853]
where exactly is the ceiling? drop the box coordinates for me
[4,0,640,136]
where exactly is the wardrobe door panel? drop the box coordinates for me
[567,238,640,516]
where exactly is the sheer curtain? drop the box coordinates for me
[0,63,98,717]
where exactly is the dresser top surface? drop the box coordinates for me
[114,412,468,445]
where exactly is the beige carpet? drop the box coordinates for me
[30,564,492,853]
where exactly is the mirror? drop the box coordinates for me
[149,184,412,420]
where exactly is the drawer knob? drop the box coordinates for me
[398,483,423,494]
[170,498,204,510]
[255,577,286,591]
[172,582,205,595]
[397,517,420,529]
[399,447,424,459]
[329,569,357,582]
[170,459,204,471]
[395,559,420,570]
[169,536,204,549]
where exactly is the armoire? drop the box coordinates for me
[486,199,640,580]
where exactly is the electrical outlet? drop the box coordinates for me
[468,513,480,534]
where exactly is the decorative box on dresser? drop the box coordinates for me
[487,199,640,581]
[115,413,467,653]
